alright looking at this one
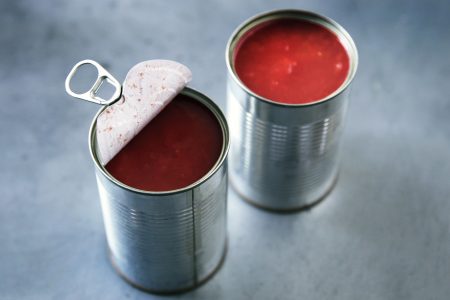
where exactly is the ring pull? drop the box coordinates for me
[65,59,123,106]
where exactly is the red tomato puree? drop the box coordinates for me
[106,94,223,191]
[234,18,350,104]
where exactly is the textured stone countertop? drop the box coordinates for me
[1,0,450,299]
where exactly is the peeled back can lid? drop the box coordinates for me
[65,59,192,165]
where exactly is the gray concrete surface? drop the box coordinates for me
[1,0,450,299]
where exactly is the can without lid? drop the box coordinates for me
[89,87,230,293]
[225,10,358,211]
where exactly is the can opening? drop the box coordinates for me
[226,9,358,107]
[89,87,229,195]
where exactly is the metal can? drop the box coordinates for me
[89,87,230,293]
[225,10,358,211]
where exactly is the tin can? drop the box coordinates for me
[89,87,230,293]
[225,10,358,211]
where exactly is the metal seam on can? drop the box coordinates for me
[191,188,198,285]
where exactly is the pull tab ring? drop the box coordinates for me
[65,59,123,106]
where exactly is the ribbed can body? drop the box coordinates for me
[227,81,347,210]
[226,10,358,211]
[89,88,229,293]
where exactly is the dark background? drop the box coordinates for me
[1,0,450,299]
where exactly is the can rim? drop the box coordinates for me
[225,9,359,107]
[88,87,230,196]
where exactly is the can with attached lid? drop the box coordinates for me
[88,86,230,293]
[225,10,358,211]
